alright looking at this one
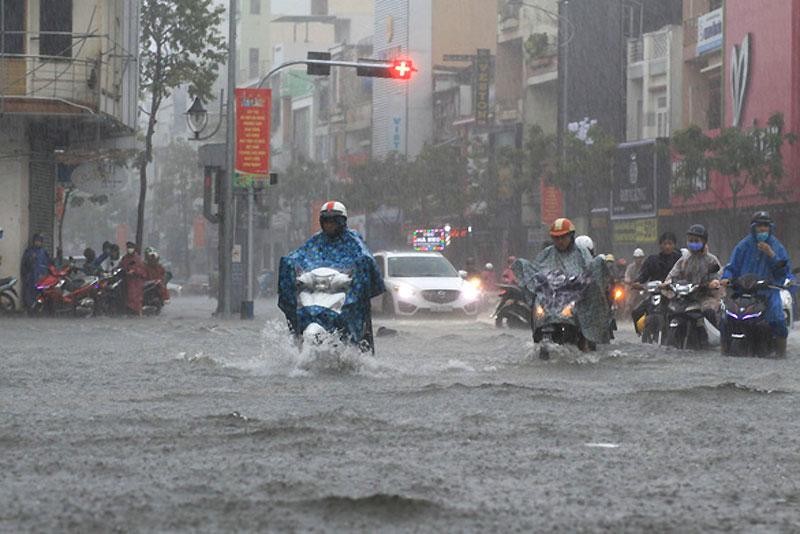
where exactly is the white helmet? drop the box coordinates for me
[575,235,594,252]
[320,200,347,219]
[633,248,645,258]
[485,263,494,270]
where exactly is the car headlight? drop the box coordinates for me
[461,284,480,301]
[394,284,415,300]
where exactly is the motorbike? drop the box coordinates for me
[492,284,530,328]
[720,274,793,357]
[33,265,99,317]
[0,276,18,314]
[295,267,374,353]
[609,281,627,318]
[638,280,667,344]
[530,270,593,360]
[663,280,709,349]
[95,268,125,316]
[142,279,166,315]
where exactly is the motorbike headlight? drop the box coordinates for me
[394,284,415,300]
[613,287,625,302]
[561,303,574,318]
[535,304,545,320]
[461,284,480,302]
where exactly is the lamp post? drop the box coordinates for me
[185,0,236,318]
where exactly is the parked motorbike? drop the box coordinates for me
[530,270,593,360]
[295,267,374,352]
[0,276,18,314]
[33,265,99,317]
[492,284,530,328]
[721,274,793,357]
[638,280,666,344]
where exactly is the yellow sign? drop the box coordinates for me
[613,218,658,245]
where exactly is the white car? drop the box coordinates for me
[371,251,481,316]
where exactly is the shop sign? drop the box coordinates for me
[411,228,448,252]
[474,48,491,126]
[613,218,658,245]
[540,182,563,225]
[697,8,723,56]
[611,140,657,220]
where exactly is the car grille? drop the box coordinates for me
[422,289,460,304]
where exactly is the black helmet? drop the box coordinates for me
[751,211,773,226]
[687,224,708,242]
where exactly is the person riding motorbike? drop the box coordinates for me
[625,249,645,284]
[119,242,146,316]
[663,224,722,328]
[512,218,612,351]
[720,211,793,356]
[501,256,518,285]
[631,232,682,333]
[143,247,170,302]
[278,201,385,350]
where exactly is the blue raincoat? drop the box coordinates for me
[20,245,51,308]
[722,232,792,337]
[513,243,612,345]
[278,228,385,343]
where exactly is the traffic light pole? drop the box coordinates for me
[220,0,237,317]
[256,58,415,88]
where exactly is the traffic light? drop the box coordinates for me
[307,51,331,75]
[356,58,416,79]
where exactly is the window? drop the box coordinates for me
[2,0,25,54]
[656,110,669,137]
[248,48,259,80]
[311,0,328,16]
[250,0,260,15]
[707,81,721,129]
[709,0,723,11]
[40,0,72,58]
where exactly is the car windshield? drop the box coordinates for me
[388,256,458,278]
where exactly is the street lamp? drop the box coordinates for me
[186,96,209,139]
[185,91,225,141]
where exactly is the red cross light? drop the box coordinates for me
[390,59,415,80]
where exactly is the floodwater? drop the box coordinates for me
[2,297,800,531]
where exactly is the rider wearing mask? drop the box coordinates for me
[720,211,793,356]
[664,224,722,326]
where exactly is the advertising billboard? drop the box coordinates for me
[611,140,661,220]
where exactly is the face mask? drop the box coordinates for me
[127,248,135,254]
[687,241,704,252]
[755,232,769,242]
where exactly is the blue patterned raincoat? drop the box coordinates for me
[278,228,385,343]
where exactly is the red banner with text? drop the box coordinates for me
[235,88,271,187]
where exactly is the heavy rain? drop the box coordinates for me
[2,0,800,531]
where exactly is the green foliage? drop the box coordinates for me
[671,112,796,209]
[524,33,551,61]
[279,155,330,206]
[140,0,227,104]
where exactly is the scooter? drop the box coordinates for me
[492,284,530,328]
[33,265,99,317]
[663,280,709,350]
[530,270,593,360]
[0,276,18,314]
[720,274,794,357]
[142,278,167,315]
[638,280,667,344]
[95,268,125,316]
[295,267,374,353]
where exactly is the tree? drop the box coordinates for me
[550,121,617,223]
[138,0,226,249]
[671,113,796,218]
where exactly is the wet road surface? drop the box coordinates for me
[2,297,800,531]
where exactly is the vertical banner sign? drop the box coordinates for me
[235,88,271,187]
[474,48,491,126]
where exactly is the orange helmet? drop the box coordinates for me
[549,218,576,237]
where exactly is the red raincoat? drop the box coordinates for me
[120,252,146,314]
[144,262,170,301]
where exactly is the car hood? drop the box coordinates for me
[387,276,464,291]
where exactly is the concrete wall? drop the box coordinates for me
[0,119,30,288]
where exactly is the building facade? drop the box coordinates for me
[0,0,139,290]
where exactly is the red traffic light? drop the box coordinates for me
[390,59,416,79]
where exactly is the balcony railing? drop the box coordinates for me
[0,53,100,110]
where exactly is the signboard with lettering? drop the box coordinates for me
[474,48,491,126]
[540,182,563,225]
[697,8,723,56]
[411,228,448,252]
[235,88,271,187]
[611,140,658,220]
[613,218,658,245]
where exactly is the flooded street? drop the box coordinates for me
[2,297,800,532]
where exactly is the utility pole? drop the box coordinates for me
[220,0,237,317]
